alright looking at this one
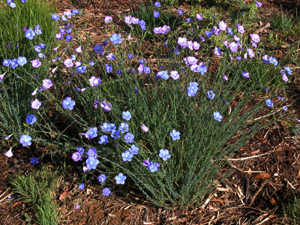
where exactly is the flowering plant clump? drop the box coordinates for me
[1,0,296,208]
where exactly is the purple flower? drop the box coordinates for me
[159,149,171,161]
[62,97,75,110]
[89,76,102,86]
[153,11,159,18]
[98,174,106,183]
[266,99,273,107]
[20,135,32,147]
[72,152,82,162]
[250,33,260,43]
[256,1,262,7]
[78,183,85,190]
[196,14,203,20]
[42,79,53,89]
[242,72,250,78]
[177,37,187,48]
[26,114,37,125]
[187,82,198,97]
[5,148,13,158]
[31,59,41,68]
[284,66,292,75]
[76,65,86,74]
[178,9,183,15]
[218,20,227,31]
[124,133,134,143]
[105,16,112,23]
[115,173,126,184]
[170,71,179,80]
[110,33,122,45]
[170,129,180,140]
[102,188,111,196]
[100,101,112,112]
[214,47,221,56]
[213,112,223,122]
[31,99,42,109]
[229,42,238,53]
[141,124,149,132]
[237,24,244,34]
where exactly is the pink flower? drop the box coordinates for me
[31,59,41,68]
[31,99,42,109]
[64,58,73,67]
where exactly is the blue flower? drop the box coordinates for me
[269,57,278,66]
[65,35,73,42]
[266,99,274,107]
[118,123,129,134]
[124,133,134,143]
[213,112,223,122]
[94,44,104,54]
[98,174,106,183]
[148,162,160,172]
[207,90,215,99]
[122,151,133,161]
[78,183,85,190]
[86,127,97,139]
[62,97,75,110]
[25,28,35,40]
[110,33,122,45]
[105,64,113,73]
[153,11,160,18]
[122,111,132,121]
[111,130,121,139]
[3,59,11,67]
[20,135,32,147]
[30,157,38,165]
[129,145,139,155]
[102,188,111,196]
[115,173,126,184]
[17,56,27,66]
[284,66,292,75]
[76,65,86,74]
[100,122,112,132]
[159,149,171,161]
[77,147,84,155]
[196,63,207,75]
[51,14,59,21]
[86,157,99,170]
[154,1,161,7]
[178,9,183,15]
[10,59,18,69]
[98,135,108,144]
[26,114,37,125]
[87,148,97,157]
[170,129,180,140]
[34,25,42,35]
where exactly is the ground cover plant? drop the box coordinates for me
[1,0,299,223]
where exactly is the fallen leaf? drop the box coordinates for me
[59,191,69,201]
[255,173,270,179]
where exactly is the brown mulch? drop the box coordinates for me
[0,0,300,224]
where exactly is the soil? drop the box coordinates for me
[0,0,299,224]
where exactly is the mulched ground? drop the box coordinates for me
[0,0,299,224]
